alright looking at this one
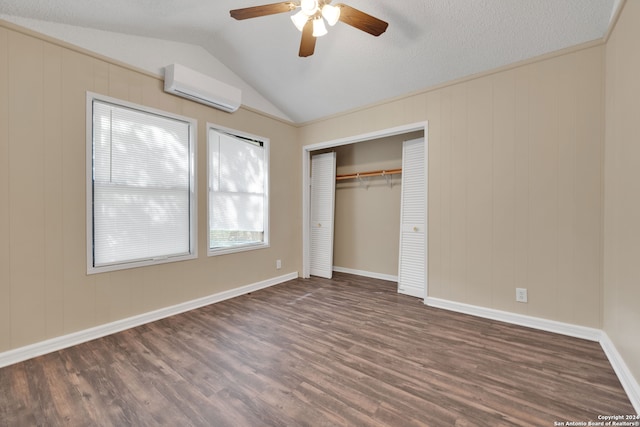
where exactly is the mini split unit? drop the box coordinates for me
[163,64,242,113]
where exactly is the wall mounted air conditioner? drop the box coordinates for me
[164,64,241,113]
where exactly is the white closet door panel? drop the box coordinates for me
[398,138,426,298]
[398,231,425,298]
[310,223,333,276]
[311,178,334,222]
[401,142,426,224]
[310,152,336,279]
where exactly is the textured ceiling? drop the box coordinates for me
[0,0,616,123]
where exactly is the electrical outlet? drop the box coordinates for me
[276,259,282,270]
[516,288,528,303]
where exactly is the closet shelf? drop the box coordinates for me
[335,168,402,181]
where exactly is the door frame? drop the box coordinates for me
[301,121,428,280]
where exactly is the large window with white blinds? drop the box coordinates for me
[208,127,269,255]
[87,93,197,274]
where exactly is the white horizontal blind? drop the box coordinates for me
[92,100,193,267]
[209,129,266,250]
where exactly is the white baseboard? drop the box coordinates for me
[425,297,602,341]
[600,332,640,414]
[0,272,298,369]
[426,296,640,413]
[332,266,398,282]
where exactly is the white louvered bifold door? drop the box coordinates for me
[398,138,426,298]
[310,152,337,279]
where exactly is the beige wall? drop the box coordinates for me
[0,22,301,352]
[604,0,640,389]
[301,45,605,328]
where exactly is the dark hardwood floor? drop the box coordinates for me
[0,273,634,426]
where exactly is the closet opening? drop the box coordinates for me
[302,122,428,296]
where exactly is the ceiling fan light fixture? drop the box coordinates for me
[321,4,340,26]
[229,1,389,57]
[291,10,308,31]
[312,17,328,37]
[300,0,318,16]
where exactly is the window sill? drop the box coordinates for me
[208,242,270,257]
[87,252,198,275]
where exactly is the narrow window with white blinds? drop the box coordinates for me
[208,127,269,255]
[87,94,197,274]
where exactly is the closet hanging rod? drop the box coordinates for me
[336,168,402,181]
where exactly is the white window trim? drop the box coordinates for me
[207,123,270,257]
[86,92,198,274]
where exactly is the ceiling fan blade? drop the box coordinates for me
[336,4,389,36]
[299,20,316,57]
[230,2,295,20]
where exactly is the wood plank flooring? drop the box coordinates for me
[0,273,634,426]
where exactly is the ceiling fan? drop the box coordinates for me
[230,0,389,57]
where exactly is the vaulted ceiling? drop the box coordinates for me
[0,0,617,123]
